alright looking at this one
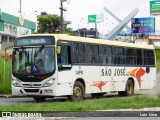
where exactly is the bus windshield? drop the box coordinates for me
[12,47,55,76]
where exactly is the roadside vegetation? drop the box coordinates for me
[0,58,12,94]
[156,50,160,72]
[0,95,160,111]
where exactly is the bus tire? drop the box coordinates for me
[91,93,105,99]
[118,80,134,96]
[33,96,46,102]
[68,81,84,101]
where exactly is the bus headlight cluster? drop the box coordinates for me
[43,79,55,87]
[12,78,21,87]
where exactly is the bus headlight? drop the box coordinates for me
[43,79,55,87]
[12,79,21,87]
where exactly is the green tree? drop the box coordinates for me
[37,15,60,33]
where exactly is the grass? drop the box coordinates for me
[156,50,160,72]
[0,95,160,111]
[0,58,12,94]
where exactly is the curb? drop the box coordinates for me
[0,95,27,98]
[0,95,11,98]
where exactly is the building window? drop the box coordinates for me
[4,24,9,33]
[13,27,17,35]
[9,25,12,33]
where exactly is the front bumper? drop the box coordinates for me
[12,85,55,97]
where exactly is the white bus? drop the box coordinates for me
[12,34,157,101]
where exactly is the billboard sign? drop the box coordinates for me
[131,17,155,33]
[88,14,104,23]
[150,1,160,15]
[96,14,104,23]
[88,15,96,23]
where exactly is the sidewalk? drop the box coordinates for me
[0,94,26,98]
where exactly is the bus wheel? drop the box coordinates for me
[33,96,46,102]
[68,81,84,101]
[91,93,105,99]
[118,80,134,96]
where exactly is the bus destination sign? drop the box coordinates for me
[15,36,55,46]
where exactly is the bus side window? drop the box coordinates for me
[57,54,61,64]
[101,46,113,65]
[102,55,107,65]
[137,49,143,65]
[86,44,99,64]
[107,56,113,64]
[91,57,96,63]
[58,45,72,70]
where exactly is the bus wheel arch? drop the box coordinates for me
[128,77,135,90]
[118,78,134,96]
[75,78,86,92]
[68,78,85,101]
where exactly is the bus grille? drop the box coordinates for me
[22,84,42,87]
[24,89,39,93]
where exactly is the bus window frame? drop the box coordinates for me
[143,49,155,67]
[100,45,114,66]
[85,43,100,66]
[71,41,85,65]
[113,46,126,66]
[126,48,137,66]
[57,40,73,71]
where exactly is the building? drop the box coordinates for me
[0,11,36,50]
[78,28,98,38]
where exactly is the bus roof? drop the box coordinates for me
[16,34,155,50]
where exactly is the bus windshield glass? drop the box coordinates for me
[12,47,55,76]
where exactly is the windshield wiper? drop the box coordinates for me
[34,45,44,58]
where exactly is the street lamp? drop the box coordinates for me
[27,11,37,20]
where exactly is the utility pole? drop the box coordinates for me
[20,0,22,13]
[60,0,66,34]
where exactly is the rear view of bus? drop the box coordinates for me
[12,35,56,102]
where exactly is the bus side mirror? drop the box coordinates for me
[56,46,61,54]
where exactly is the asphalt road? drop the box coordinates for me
[0,93,118,105]
[0,88,159,105]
